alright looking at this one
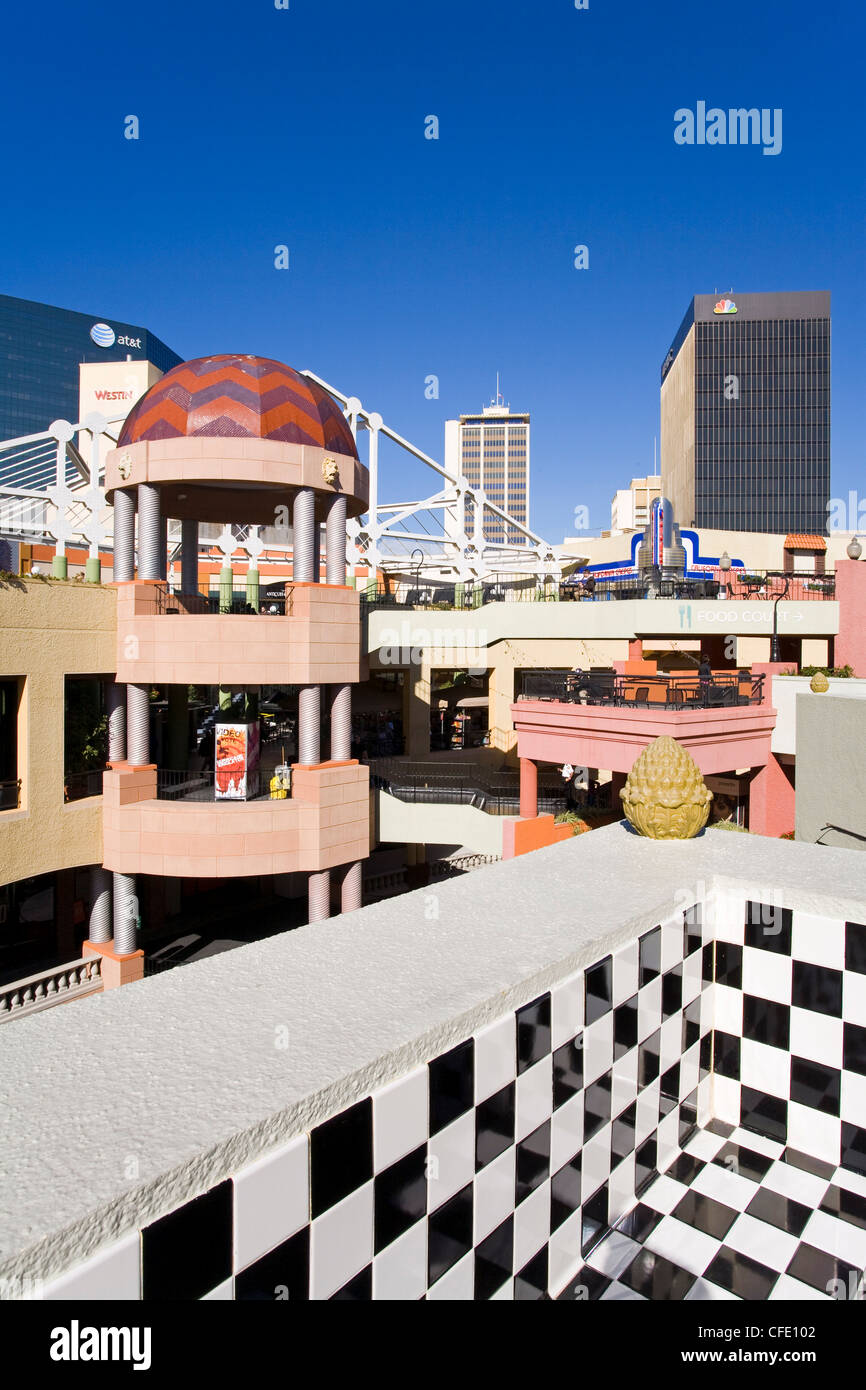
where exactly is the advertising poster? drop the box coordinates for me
[215,723,260,800]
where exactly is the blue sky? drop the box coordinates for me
[1,0,863,542]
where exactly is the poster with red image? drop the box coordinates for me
[215,723,255,800]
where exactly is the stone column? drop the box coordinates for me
[113,488,136,582]
[245,565,260,612]
[137,483,161,580]
[330,684,351,761]
[293,488,316,582]
[308,869,331,924]
[88,866,112,945]
[341,861,363,913]
[180,518,198,593]
[127,683,150,766]
[326,493,347,586]
[219,565,233,613]
[106,681,126,763]
[298,686,320,765]
[295,489,321,773]
[404,660,431,758]
[519,757,538,818]
[113,871,138,956]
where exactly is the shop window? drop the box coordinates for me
[0,678,22,811]
[64,676,109,803]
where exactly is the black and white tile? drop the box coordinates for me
[35,897,866,1301]
[558,1123,866,1302]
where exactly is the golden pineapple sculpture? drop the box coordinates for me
[620,735,713,840]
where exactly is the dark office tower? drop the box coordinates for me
[0,293,181,444]
[660,291,830,533]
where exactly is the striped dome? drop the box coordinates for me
[118,355,358,457]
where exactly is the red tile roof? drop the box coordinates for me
[784,534,827,551]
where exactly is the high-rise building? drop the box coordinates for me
[611,475,662,533]
[0,293,181,446]
[445,394,530,545]
[660,291,830,533]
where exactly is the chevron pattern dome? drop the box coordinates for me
[118,355,358,457]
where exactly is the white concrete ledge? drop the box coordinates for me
[1,823,864,1287]
[367,598,840,659]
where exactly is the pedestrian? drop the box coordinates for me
[699,653,712,704]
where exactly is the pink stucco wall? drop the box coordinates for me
[113,580,360,686]
[102,761,369,877]
[834,559,866,676]
[509,699,776,776]
[749,753,795,837]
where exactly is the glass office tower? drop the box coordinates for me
[0,294,181,444]
[660,291,830,533]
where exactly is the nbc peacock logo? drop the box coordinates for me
[713,298,737,315]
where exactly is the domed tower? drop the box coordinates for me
[86,356,370,982]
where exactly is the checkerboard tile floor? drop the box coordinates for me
[558,1120,866,1302]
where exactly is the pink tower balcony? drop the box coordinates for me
[101,761,369,879]
[113,580,361,687]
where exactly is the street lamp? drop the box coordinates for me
[770,573,791,662]
[410,547,425,601]
[847,536,862,560]
[719,550,731,598]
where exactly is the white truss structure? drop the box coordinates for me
[302,371,563,581]
[0,377,567,584]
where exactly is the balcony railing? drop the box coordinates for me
[360,568,836,609]
[518,669,766,709]
[160,588,289,616]
[156,769,273,803]
[369,757,571,815]
[717,569,836,602]
[0,955,102,1024]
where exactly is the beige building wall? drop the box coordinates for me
[0,580,116,888]
[735,636,773,667]
[660,326,695,526]
[611,476,662,533]
[79,360,163,475]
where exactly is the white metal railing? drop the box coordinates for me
[301,370,563,583]
[0,382,567,587]
[0,955,103,1023]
